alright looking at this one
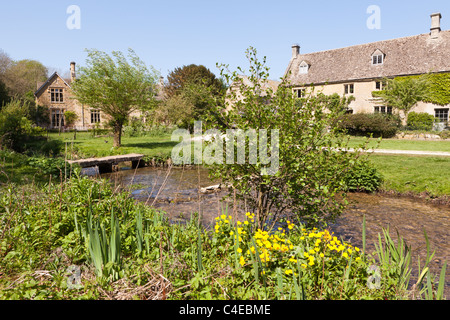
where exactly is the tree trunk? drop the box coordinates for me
[113,121,123,147]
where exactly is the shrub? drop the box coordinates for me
[337,113,399,138]
[343,159,383,192]
[438,130,450,140]
[406,112,435,131]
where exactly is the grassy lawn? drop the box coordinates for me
[48,131,177,159]
[368,154,450,196]
[348,136,450,152]
[44,132,450,197]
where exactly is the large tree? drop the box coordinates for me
[204,47,370,229]
[372,75,430,120]
[3,59,48,99]
[71,49,159,147]
[165,64,225,98]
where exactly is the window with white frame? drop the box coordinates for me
[371,49,385,66]
[372,54,383,65]
[299,61,309,74]
[374,106,392,114]
[435,108,449,123]
[344,84,354,94]
[294,88,306,98]
[375,80,386,90]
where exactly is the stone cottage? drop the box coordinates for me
[284,12,450,126]
[34,62,105,130]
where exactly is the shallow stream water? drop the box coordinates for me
[100,166,450,297]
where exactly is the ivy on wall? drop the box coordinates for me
[395,73,450,106]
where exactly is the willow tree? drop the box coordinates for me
[71,49,159,147]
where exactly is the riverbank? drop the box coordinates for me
[1,173,447,300]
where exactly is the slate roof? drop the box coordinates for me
[285,30,450,86]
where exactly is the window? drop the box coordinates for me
[50,88,64,103]
[435,108,449,123]
[374,106,392,114]
[294,88,306,98]
[344,84,354,94]
[91,109,101,123]
[51,109,65,127]
[375,80,386,90]
[299,62,309,74]
[372,54,383,65]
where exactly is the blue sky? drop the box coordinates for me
[0,0,449,80]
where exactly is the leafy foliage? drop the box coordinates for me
[337,113,399,138]
[372,76,430,117]
[71,49,160,147]
[406,112,435,131]
[206,47,370,228]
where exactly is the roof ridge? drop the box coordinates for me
[298,30,450,57]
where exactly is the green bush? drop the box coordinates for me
[344,159,383,192]
[337,113,399,138]
[0,99,46,152]
[406,112,435,131]
[439,130,450,140]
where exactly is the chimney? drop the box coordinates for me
[292,44,300,59]
[70,61,76,82]
[430,12,442,39]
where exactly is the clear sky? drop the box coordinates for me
[0,0,449,81]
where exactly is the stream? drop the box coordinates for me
[99,165,450,297]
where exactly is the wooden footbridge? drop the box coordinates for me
[67,153,145,174]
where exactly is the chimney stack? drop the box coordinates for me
[292,44,300,59]
[430,12,442,39]
[70,61,76,82]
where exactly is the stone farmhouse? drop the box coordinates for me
[34,62,164,130]
[284,12,450,126]
[34,62,99,130]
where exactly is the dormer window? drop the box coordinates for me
[371,49,384,65]
[299,61,309,74]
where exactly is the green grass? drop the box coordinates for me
[368,154,450,196]
[31,132,450,198]
[48,131,177,159]
[348,136,450,152]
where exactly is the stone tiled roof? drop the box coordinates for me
[285,30,450,86]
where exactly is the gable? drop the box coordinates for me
[34,72,71,97]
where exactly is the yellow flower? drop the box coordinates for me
[237,247,242,253]
[355,247,360,252]
[230,231,234,236]
[304,252,309,258]
[237,221,242,225]
[309,249,315,255]
[220,214,226,220]
[289,257,297,263]
[301,263,307,268]
[239,256,245,266]
[342,252,349,258]
[319,253,324,258]
[244,220,249,225]
[285,269,293,275]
